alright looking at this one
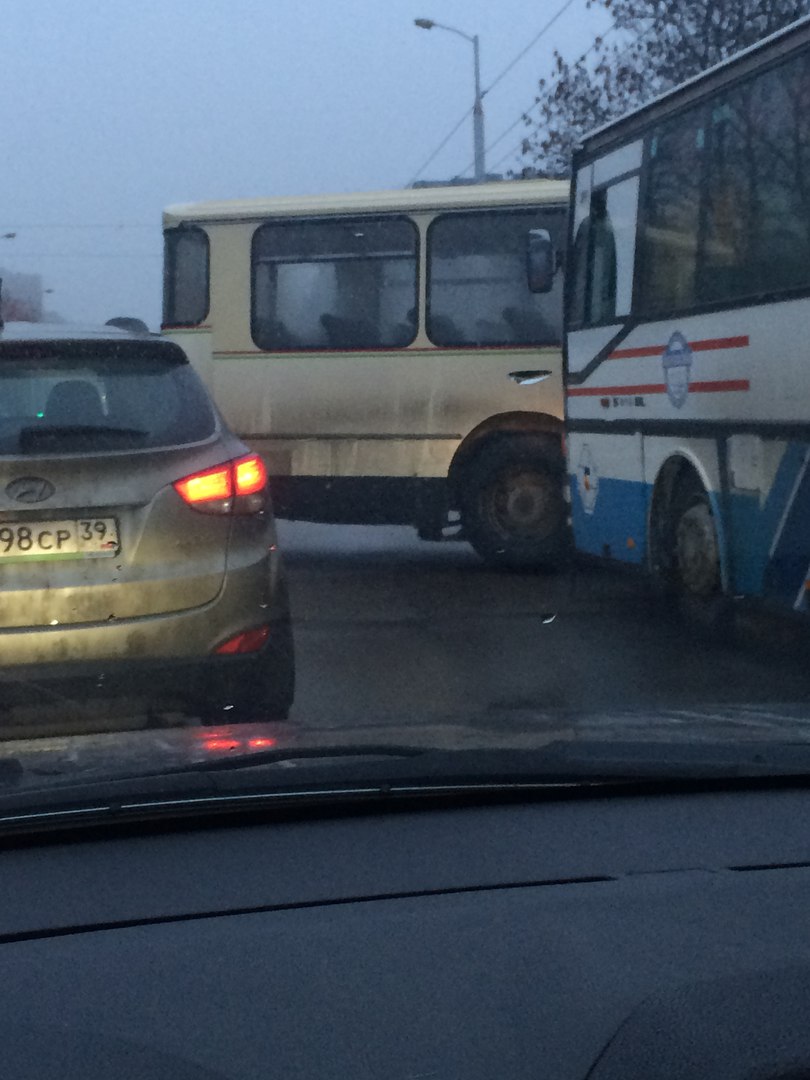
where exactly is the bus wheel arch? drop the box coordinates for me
[448,411,564,498]
[649,455,723,597]
[449,413,568,569]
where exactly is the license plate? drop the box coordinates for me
[0,518,120,560]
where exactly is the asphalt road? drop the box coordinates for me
[3,521,810,785]
[282,521,810,736]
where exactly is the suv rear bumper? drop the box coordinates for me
[0,556,295,724]
[0,622,295,724]
[0,554,285,665]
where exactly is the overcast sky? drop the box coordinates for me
[0,0,608,329]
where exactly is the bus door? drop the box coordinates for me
[566,144,647,563]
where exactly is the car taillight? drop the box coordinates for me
[234,454,267,496]
[174,463,233,506]
[214,624,271,654]
[174,454,267,514]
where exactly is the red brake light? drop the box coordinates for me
[200,735,276,755]
[174,463,233,505]
[234,454,267,496]
[174,454,267,513]
[214,624,271,655]
[202,737,240,753]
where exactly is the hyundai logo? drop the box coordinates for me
[5,477,55,504]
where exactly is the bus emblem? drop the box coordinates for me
[662,331,693,408]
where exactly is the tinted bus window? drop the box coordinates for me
[427,209,565,347]
[252,217,418,351]
[639,107,706,315]
[702,50,810,303]
[163,227,209,327]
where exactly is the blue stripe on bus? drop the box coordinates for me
[761,443,810,607]
[569,476,649,565]
[728,443,808,597]
[570,442,810,612]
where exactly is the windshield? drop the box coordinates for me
[3,0,810,815]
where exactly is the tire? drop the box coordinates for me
[202,615,296,726]
[674,495,721,597]
[459,435,568,569]
[650,473,727,630]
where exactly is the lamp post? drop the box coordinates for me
[415,18,485,182]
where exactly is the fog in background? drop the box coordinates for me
[0,0,606,328]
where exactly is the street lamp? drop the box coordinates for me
[415,17,485,182]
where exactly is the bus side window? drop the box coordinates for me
[639,110,704,314]
[702,49,810,304]
[427,208,565,348]
[163,227,209,327]
[251,217,418,352]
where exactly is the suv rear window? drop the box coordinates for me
[0,343,217,455]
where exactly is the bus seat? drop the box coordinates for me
[502,305,556,345]
[475,318,509,343]
[427,314,465,346]
[390,322,415,346]
[255,317,298,350]
[320,314,377,348]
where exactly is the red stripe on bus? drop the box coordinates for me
[609,335,749,360]
[691,335,750,352]
[691,378,750,392]
[567,379,750,397]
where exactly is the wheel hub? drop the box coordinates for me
[490,468,556,539]
[676,501,719,595]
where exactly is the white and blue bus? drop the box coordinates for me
[564,14,810,612]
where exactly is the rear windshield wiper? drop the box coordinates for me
[19,425,148,451]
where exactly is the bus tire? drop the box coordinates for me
[674,494,720,597]
[459,434,567,569]
[651,470,728,629]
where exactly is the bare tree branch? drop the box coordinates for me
[522,0,810,177]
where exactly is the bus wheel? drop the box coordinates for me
[652,468,721,600]
[674,494,720,597]
[459,435,567,569]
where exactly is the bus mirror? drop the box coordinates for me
[527,229,555,294]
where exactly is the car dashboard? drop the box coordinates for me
[1,783,810,1079]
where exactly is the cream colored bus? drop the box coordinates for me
[162,179,568,566]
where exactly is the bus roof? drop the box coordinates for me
[578,12,810,157]
[163,178,570,227]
